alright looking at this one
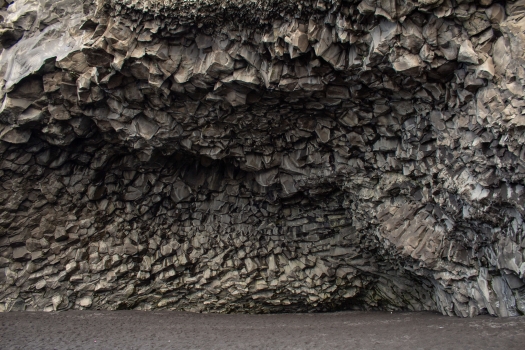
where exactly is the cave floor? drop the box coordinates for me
[1,310,524,349]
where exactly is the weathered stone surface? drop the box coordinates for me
[0,0,524,317]
[458,40,479,64]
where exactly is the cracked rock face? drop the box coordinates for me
[0,0,525,317]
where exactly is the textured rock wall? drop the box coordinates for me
[0,0,525,316]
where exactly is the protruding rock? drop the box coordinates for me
[458,40,479,64]
[0,126,31,143]
[392,53,422,74]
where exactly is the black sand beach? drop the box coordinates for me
[1,311,524,350]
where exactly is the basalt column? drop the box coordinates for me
[0,0,524,317]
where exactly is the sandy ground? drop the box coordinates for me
[1,310,524,349]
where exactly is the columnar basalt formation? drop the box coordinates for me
[0,0,524,316]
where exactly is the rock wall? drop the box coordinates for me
[0,0,524,316]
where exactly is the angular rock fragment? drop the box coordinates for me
[0,126,31,143]
[458,40,479,64]
[392,53,422,75]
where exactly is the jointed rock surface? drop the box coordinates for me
[0,0,524,317]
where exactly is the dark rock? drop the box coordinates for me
[0,0,523,317]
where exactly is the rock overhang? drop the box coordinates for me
[0,0,524,316]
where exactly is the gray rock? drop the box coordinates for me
[0,0,523,317]
[54,228,68,242]
[0,127,31,143]
[392,53,422,74]
[13,246,30,260]
[458,40,479,64]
